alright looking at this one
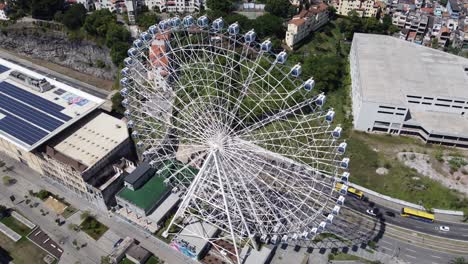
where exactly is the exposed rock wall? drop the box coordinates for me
[0,22,116,80]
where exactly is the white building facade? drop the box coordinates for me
[350,33,468,147]
[0,3,8,20]
[145,0,202,13]
[333,0,381,17]
[285,3,329,48]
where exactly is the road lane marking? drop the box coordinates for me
[406,248,417,253]
[431,255,442,259]
[381,246,392,251]
[405,254,416,259]
[381,240,392,245]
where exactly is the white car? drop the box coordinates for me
[366,209,377,216]
[439,226,450,232]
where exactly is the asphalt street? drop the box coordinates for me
[345,196,468,241]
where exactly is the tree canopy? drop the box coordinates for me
[106,23,131,47]
[62,4,87,30]
[136,12,160,30]
[83,9,116,37]
[253,14,284,39]
[265,0,294,18]
[206,0,233,13]
[32,0,64,20]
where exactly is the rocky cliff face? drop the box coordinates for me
[0,22,116,80]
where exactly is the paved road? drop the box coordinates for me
[0,50,110,99]
[345,197,468,241]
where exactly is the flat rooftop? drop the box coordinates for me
[0,58,104,151]
[410,111,468,137]
[172,217,218,257]
[53,112,128,167]
[352,33,468,106]
[117,175,169,212]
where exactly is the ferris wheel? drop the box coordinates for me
[120,15,350,263]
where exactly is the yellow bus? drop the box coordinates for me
[335,182,364,200]
[400,207,435,223]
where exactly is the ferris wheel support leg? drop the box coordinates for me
[162,151,215,238]
[213,151,242,264]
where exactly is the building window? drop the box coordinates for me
[379,105,396,109]
[407,95,422,99]
[408,100,420,104]
[437,98,453,102]
[377,111,394,115]
[435,103,450,107]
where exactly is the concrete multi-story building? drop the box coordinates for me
[285,3,329,48]
[350,33,468,147]
[333,0,382,17]
[0,58,133,210]
[144,0,202,13]
[0,3,8,20]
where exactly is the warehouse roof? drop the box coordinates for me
[352,33,468,106]
[0,58,103,151]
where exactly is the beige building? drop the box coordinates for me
[144,0,202,13]
[285,3,330,48]
[333,0,382,17]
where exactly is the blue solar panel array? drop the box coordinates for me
[0,65,9,74]
[0,81,74,146]
[0,95,64,132]
[0,109,49,145]
[0,82,71,122]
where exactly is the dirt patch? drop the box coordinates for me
[44,197,67,214]
[398,152,468,196]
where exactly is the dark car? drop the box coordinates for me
[385,211,396,217]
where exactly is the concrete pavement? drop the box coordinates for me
[0,152,196,264]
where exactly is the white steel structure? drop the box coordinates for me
[120,16,350,263]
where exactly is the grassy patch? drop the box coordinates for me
[119,257,134,264]
[347,132,468,211]
[61,206,77,219]
[80,216,108,240]
[0,215,31,237]
[146,256,164,264]
[0,232,49,264]
[328,252,361,261]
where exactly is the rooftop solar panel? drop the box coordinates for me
[0,96,64,132]
[0,82,71,122]
[0,110,49,145]
[0,65,10,74]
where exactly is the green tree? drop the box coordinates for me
[32,0,64,20]
[105,23,130,48]
[6,0,31,20]
[136,12,160,29]
[265,0,293,18]
[111,92,125,115]
[224,13,253,30]
[110,41,130,65]
[253,14,284,38]
[83,9,116,37]
[62,4,87,30]
[206,0,233,13]
[431,38,439,48]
